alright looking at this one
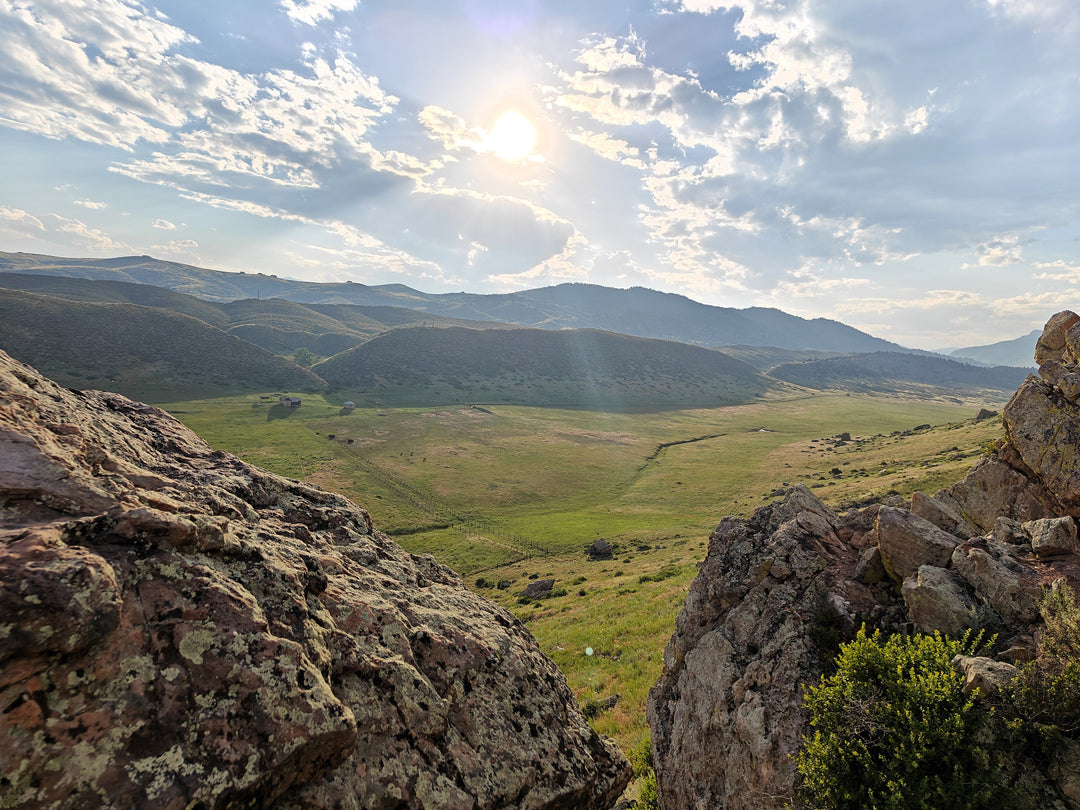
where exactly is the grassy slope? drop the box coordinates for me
[156,389,1006,756]
[315,325,795,410]
[0,289,325,399]
[716,344,847,371]
[768,351,1031,396]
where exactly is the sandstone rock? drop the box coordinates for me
[1042,361,1069,385]
[853,545,886,585]
[876,506,961,582]
[952,538,1044,624]
[975,408,998,421]
[1067,322,1080,365]
[911,490,978,540]
[647,487,886,810]
[1051,738,1080,807]
[1005,378,1080,516]
[902,566,976,637]
[1060,373,1080,403]
[936,453,1059,533]
[1035,311,1080,364]
[992,516,1029,545]
[650,313,1080,809]
[1026,516,1080,558]
[521,579,556,600]
[950,655,1020,697]
[587,538,614,560]
[0,351,629,810]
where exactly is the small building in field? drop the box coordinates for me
[343,401,356,410]
[279,396,302,408]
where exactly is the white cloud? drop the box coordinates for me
[977,235,1023,266]
[152,218,176,230]
[0,205,127,253]
[568,130,644,168]
[0,205,46,235]
[1033,260,1080,281]
[280,0,360,26]
[73,199,108,210]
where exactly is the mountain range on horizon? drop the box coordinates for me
[0,251,1038,407]
[0,250,920,355]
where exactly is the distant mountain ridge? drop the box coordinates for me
[949,329,1040,368]
[0,251,908,354]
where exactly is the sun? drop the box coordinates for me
[485,110,537,163]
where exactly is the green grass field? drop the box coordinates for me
[156,389,1006,757]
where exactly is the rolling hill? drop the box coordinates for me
[767,351,1031,398]
[0,251,910,353]
[0,288,325,398]
[0,272,508,358]
[315,326,795,410]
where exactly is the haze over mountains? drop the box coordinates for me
[0,251,908,352]
[0,251,1036,406]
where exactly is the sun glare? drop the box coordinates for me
[485,111,537,163]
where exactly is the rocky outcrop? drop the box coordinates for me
[649,311,1080,810]
[646,487,893,808]
[0,350,629,809]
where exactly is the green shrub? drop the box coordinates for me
[1011,581,1080,736]
[628,734,659,810]
[796,627,994,810]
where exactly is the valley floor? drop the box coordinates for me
[157,390,1004,754]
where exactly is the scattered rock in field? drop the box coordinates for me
[587,538,614,559]
[521,579,556,600]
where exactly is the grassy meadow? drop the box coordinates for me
[156,389,1006,757]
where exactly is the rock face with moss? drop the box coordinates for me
[0,349,630,809]
[648,311,1080,809]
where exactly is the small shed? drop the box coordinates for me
[343,401,356,410]
[279,396,302,408]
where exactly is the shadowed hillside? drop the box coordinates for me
[0,289,325,398]
[315,325,793,410]
[0,271,509,358]
[768,351,1031,396]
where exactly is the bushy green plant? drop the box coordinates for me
[1011,581,1080,736]
[628,734,659,810]
[796,627,994,810]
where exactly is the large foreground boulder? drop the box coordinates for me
[0,350,629,809]
[648,311,1080,809]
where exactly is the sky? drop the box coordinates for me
[1,0,1078,350]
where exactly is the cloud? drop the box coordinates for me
[0,205,128,253]
[1033,260,1080,281]
[152,218,177,230]
[976,235,1023,266]
[73,199,108,210]
[152,238,200,261]
[567,129,644,168]
[280,0,360,26]
[0,205,46,235]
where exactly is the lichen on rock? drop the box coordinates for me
[649,310,1080,809]
[0,349,629,809]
